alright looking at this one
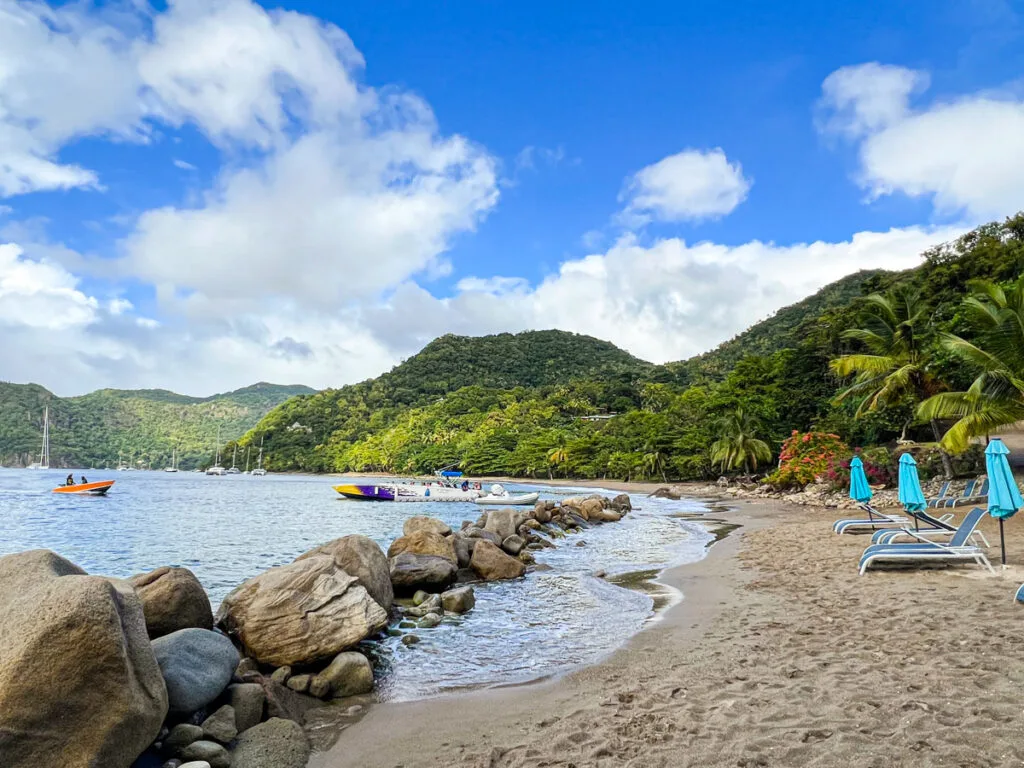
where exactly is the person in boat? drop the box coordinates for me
[80,476,88,484]
[461,480,469,492]
[65,474,75,486]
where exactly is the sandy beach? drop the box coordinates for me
[312,495,1024,768]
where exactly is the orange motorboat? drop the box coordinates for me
[52,480,115,496]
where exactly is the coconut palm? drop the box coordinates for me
[709,408,772,474]
[642,447,667,482]
[829,288,953,477]
[918,276,1024,453]
[547,444,569,479]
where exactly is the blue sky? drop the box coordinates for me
[1,0,1022,395]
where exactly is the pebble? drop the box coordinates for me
[401,634,421,646]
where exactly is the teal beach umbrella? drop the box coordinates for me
[898,453,927,512]
[849,456,873,504]
[985,439,1022,566]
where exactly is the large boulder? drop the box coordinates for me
[451,535,474,568]
[611,493,632,513]
[152,628,239,714]
[311,651,374,698]
[579,498,604,521]
[0,550,168,768]
[295,534,393,612]
[402,516,452,537]
[130,566,214,638]
[389,553,457,593]
[217,554,389,667]
[462,526,502,546]
[230,717,310,768]
[589,507,622,523]
[228,683,266,734]
[386,531,456,563]
[483,508,521,541]
[470,540,526,581]
[441,585,475,614]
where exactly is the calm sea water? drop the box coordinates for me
[0,468,712,701]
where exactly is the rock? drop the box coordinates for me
[248,676,319,724]
[589,507,622,523]
[386,531,456,563]
[294,534,393,612]
[533,501,551,523]
[308,675,331,699]
[462,526,503,546]
[179,741,229,768]
[520,518,542,531]
[412,589,432,605]
[470,540,526,581]
[285,674,311,693]
[483,508,521,541]
[165,723,204,754]
[452,535,474,568]
[152,628,239,714]
[401,634,421,646]
[417,613,442,628]
[611,494,632,512]
[577,498,602,520]
[270,666,291,684]
[235,658,259,677]
[230,718,310,768]
[201,705,237,744]
[0,550,168,768]
[564,512,591,528]
[407,592,442,615]
[227,683,265,734]
[178,763,211,768]
[519,551,536,565]
[389,553,457,593]
[440,585,475,614]
[501,534,526,556]
[311,651,374,698]
[402,516,452,537]
[130,566,214,639]
[217,554,389,667]
[454,568,478,584]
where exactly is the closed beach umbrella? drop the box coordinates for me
[898,453,927,512]
[849,456,873,504]
[985,438,1023,566]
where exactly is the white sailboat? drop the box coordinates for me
[27,406,50,470]
[206,428,226,475]
[251,436,267,476]
[164,448,179,472]
[226,444,241,474]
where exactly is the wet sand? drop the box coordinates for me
[312,497,1024,768]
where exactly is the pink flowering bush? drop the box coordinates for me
[766,431,850,489]
[824,446,894,491]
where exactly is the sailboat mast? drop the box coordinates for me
[245,445,251,472]
[42,406,50,468]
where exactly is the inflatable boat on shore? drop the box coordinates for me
[475,484,540,506]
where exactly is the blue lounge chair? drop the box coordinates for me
[870,508,989,548]
[926,481,952,508]
[859,506,995,575]
[1015,583,1024,603]
[833,503,910,535]
[946,477,989,508]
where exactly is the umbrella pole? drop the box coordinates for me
[1000,518,1007,566]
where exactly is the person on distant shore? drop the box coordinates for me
[65,474,75,486]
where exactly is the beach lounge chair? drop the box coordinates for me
[926,481,953,508]
[858,506,995,575]
[833,503,910,535]
[1015,583,1024,603]
[870,508,990,548]
[935,478,989,509]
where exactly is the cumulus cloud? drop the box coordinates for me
[819,62,1024,220]
[619,148,751,225]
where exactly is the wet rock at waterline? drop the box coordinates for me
[152,628,239,714]
[441,585,476,613]
[312,651,374,698]
[217,554,389,667]
[130,566,214,639]
[470,540,527,581]
[230,717,310,768]
[0,550,168,768]
[294,534,393,613]
[502,534,526,556]
[611,493,632,512]
[402,515,452,537]
[483,508,523,541]
[389,552,457,593]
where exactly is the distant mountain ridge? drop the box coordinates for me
[0,381,314,469]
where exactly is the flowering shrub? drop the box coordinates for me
[824,446,894,491]
[766,431,850,489]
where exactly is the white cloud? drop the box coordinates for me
[819,62,1024,220]
[172,159,196,171]
[0,243,98,330]
[619,148,751,225]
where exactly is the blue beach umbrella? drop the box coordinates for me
[849,456,873,504]
[898,453,927,512]
[985,439,1023,566]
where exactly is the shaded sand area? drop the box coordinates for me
[313,498,1024,768]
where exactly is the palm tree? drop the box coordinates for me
[642,449,667,482]
[829,288,953,478]
[918,276,1024,453]
[547,444,568,479]
[709,407,772,474]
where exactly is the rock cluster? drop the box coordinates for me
[656,479,944,510]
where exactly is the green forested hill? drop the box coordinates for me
[0,382,313,469]
[242,213,1024,479]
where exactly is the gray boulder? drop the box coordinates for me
[164,723,204,754]
[311,651,374,698]
[230,717,310,768]
[462,526,502,546]
[200,704,237,743]
[217,554,389,667]
[294,534,393,612]
[0,550,167,768]
[452,535,474,567]
[389,552,457,593]
[501,534,526,556]
[470,540,527,581]
[402,516,452,537]
[483,508,521,541]
[227,683,265,734]
[611,493,632,512]
[130,566,214,639]
[441,585,475,614]
[152,628,239,714]
[178,741,229,768]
